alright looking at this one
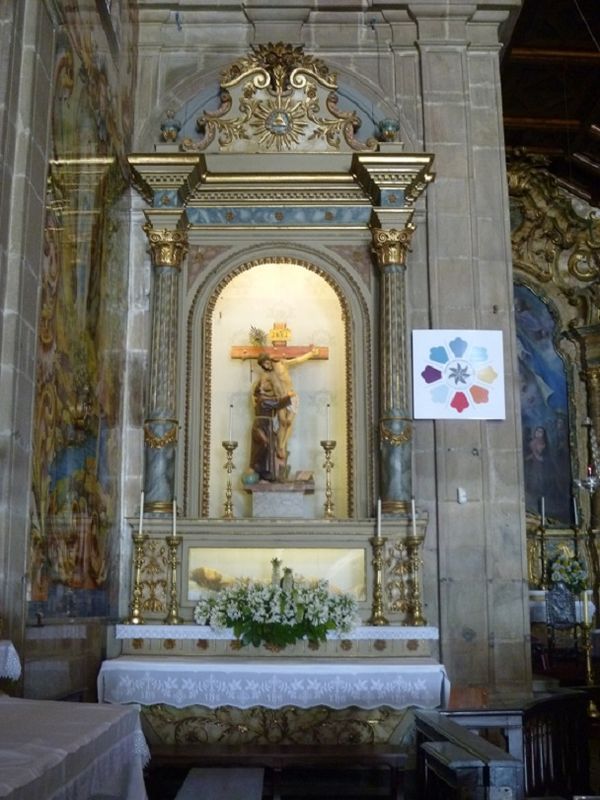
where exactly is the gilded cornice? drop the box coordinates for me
[352,154,435,208]
[129,154,206,205]
[507,153,600,326]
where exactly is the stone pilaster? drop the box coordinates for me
[371,225,415,514]
[142,224,189,512]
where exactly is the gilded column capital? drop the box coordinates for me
[371,225,415,268]
[143,224,189,270]
[587,366,600,392]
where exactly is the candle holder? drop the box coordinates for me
[124,530,148,625]
[368,535,389,626]
[538,520,547,590]
[404,530,427,627]
[320,439,336,520]
[222,440,238,520]
[580,617,600,718]
[164,534,183,624]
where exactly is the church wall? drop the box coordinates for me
[0,0,139,701]
[396,4,530,690]
[0,0,55,674]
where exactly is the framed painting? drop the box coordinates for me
[185,546,367,603]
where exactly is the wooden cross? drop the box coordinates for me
[230,322,329,361]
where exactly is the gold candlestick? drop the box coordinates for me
[538,520,547,590]
[164,534,183,624]
[368,535,389,626]
[125,530,148,625]
[405,530,427,627]
[222,440,238,520]
[580,613,599,718]
[320,439,336,519]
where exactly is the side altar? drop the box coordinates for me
[106,515,445,747]
[107,43,445,749]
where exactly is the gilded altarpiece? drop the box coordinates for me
[508,154,600,612]
[125,44,435,638]
[119,43,439,746]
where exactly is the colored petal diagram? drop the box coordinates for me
[412,330,505,420]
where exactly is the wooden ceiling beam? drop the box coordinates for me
[508,47,600,63]
[503,116,582,130]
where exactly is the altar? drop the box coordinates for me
[98,653,448,748]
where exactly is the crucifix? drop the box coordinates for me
[230,322,329,481]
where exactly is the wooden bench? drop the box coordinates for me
[414,710,524,799]
[149,742,408,799]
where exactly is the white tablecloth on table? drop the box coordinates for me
[0,642,21,681]
[115,624,440,641]
[97,655,450,710]
[0,696,149,800]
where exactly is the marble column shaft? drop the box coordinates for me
[143,225,188,512]
[372,226,414,514]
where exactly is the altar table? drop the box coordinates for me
[97,656,450,710]
[0,695,149,799]
[0,641,21,681]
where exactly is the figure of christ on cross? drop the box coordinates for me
[231,330,329,481]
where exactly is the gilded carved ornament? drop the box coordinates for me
[507,153,600,326]
[180,43,378,154]
[143,224,189,269]
[371,226,415,267]
[379,417,412,446]
[144,421,178,449]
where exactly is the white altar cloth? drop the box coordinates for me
[98,656,449,710]
[0,641,21,681]
[0,696,149,800]
[115,624,440,640]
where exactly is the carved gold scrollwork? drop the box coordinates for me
[507,153,600,304]
[371,226,415,268]
[142,703,405,745]
[181,43,377,154]
[143,225,189,269]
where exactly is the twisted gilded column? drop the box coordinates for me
[372,225,414,514]
[142,223,189,513]
[573,325,600,615]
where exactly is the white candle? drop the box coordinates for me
[411,497,417,538]
[172,499,177,537]
[138,491,144,535]
[376,498,382,538]
[540,496,545,527]
[326,404,331,440]
[228,404,233,441]
[573,496,579,529]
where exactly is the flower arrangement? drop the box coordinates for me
[193,566,359,649]
[548,549,587,595]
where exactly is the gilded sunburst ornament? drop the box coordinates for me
[250,98,308,151]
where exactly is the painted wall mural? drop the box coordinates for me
[29,3,137,618]
[515,284,572,526]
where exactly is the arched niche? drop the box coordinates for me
[182,249,375,521]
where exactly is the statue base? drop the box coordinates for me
[245,472,315,518]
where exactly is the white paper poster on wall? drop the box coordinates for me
[412,330,506,420]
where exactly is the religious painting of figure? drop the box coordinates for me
[514,284,572,525]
